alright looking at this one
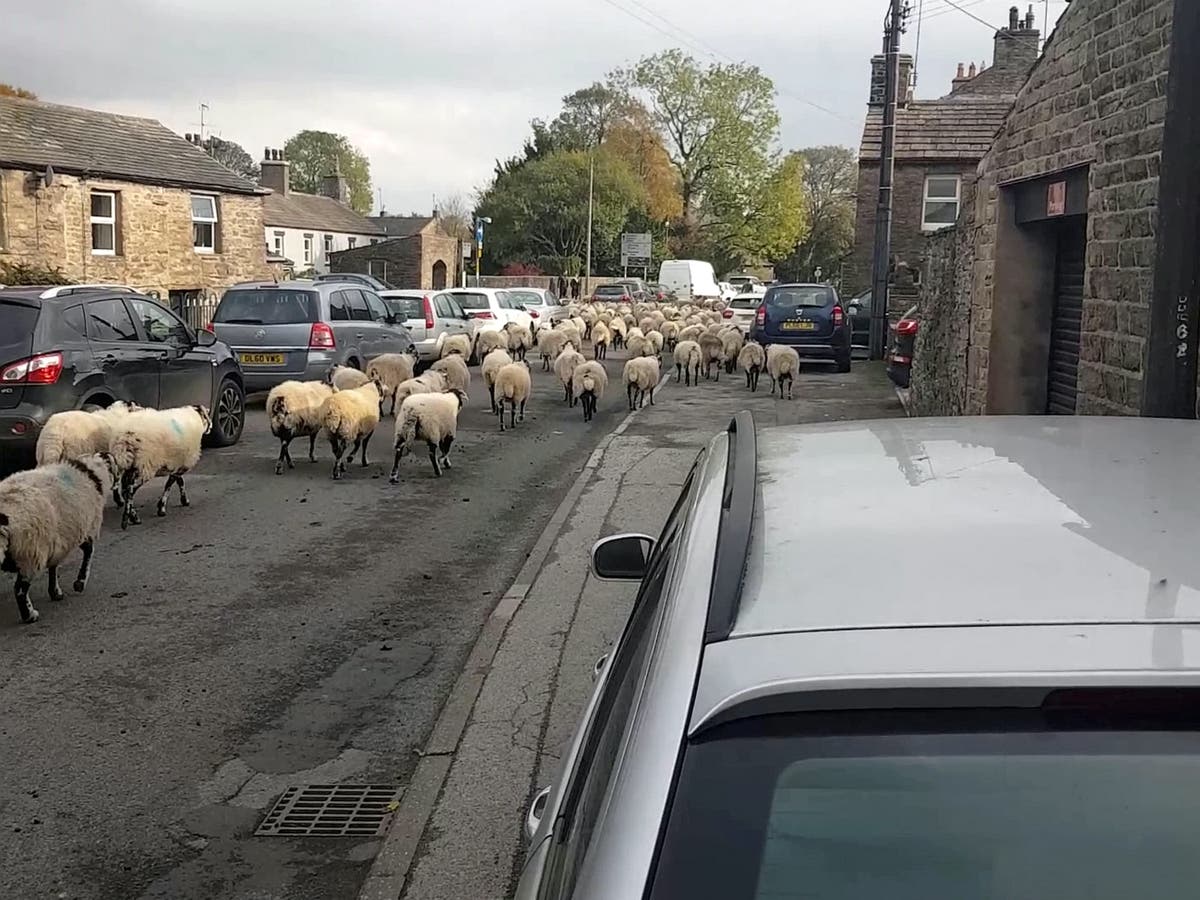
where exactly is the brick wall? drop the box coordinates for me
[0,169,270,293]
[944,0,1173,415]
[330,231,461,290]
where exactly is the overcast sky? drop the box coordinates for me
[5,0,1067,215]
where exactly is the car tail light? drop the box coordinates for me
[832,305,844,327]
[423,296,435,330]
[202,322,214,334]
[755,305,766,326]
[471,311,494,319]
[309,322,336,349]
[897,319,919,336]
[1,351,64,385]
[722,309,733,318]
[528,309,539,318]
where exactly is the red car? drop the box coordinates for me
[593,284,635,303]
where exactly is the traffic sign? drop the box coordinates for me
[620,232,652,267]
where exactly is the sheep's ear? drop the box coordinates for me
[0,512,7,527]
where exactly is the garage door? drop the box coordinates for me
[1046,221,1087,415]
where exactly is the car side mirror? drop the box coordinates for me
[195,329,217,347]
[590,534,655,581]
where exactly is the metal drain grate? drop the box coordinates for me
[256,784,401,837]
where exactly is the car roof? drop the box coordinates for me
[379,289,428,298]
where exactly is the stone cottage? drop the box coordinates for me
[912,0,1181,418]
[850,8,1040,311]
[329,215,459,290]
[0,95,271,304]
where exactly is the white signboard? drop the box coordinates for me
[620,232,653,266]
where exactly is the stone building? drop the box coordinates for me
[0,95,271,304]
[912,0,1176,417]
[850,8,1040,310]
[259,149,384,275]
[329,215,459,290]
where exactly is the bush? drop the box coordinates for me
[501,262,543,276]
[0,260,72,286]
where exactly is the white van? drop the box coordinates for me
[658,260,722,302]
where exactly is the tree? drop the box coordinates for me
[494,120,558,179]
[436,193,473,241]
[0,84,36,99]
[202,136,259,181]
[772,146,857,283]
[603,113,682,224]
[548,82,631,150]
[283,130,372,214]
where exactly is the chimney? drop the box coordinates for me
[968,62,977,77]
[994,5,1040,74]
[319,163,349,206]
[260,147,290,197]
[1009,5,1019,29]
[869,53,915,106]
[956,63,965,79]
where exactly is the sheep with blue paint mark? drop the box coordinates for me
[109,405,212,530]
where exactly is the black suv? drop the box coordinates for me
[0,284,245,469]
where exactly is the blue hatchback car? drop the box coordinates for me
[748,283,851,372]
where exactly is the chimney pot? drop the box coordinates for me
[260,148,290,196]
[1009,5,1019,29]
[956,62,965,78]
[968,62,977,77]
[1025,5,1035,29]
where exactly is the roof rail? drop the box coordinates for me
[704,410,757,643]
[39,284,137,299]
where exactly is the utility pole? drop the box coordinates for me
[869,0,906,361]
[585,150,595,298]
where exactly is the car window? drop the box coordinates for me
[85,298,139,342]
[509,290,541,307]
[214,289,320,325]
[130,298,192,345]
[61,304,87,337]
[448,297,466,318]
[434,295,454,318]
[730,297,760,309]
[387,296,425,321]
[346,289,373,322]
[329,291,350,321]
[765,286,834,311]
[497,291,515,310]
[363,291,391,322]
[453,292,489,311]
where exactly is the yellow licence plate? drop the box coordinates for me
[781,321,817,332]
[240,353,286,365]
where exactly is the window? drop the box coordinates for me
[368,259,387,280]
[272,231,284,255]
[346,289,373,322]
[85,298,138,341]
[329,290,350,321]
[62,305,87,337]
[213,289,320,325]
[191,194,218,253]
[130,298,191,345]
[434,295,454,318]
[363,291,390,322]
[922,175,961,231]
[303,234,314,265]
[348,237,357,249]
[323,234,334,255]
[90,191,117,255]
[370,237,381,245]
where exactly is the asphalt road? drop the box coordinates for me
[0,351,634,900]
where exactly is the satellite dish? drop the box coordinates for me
[43,165,55,187]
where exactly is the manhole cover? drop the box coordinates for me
[256,784,400,837]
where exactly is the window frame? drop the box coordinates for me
[346,289,373,322]
[921,175,962,232]
[323,233,334,256]
[272,231,284,256]
[303,234,314,266]
[90,190,118,256]
[363,290,391,323]
[191,193,218,254]
[348,236,357,249]
[130,297,193,346]
[84,296,139,342]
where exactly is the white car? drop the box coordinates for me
[505,287,570,327]
[721,290,764,333]
[446,288,533,332]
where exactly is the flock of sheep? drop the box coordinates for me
[0,295,805,626]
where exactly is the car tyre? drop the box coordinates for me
[207,376,245,447]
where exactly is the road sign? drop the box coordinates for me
[620,232,652,267]
[475,221,484,244]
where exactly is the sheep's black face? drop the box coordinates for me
[194,405,214,434]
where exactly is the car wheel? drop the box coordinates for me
[207,376,245,447]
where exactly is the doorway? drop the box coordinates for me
[1046,220,1087,414]
[432,260,447,290]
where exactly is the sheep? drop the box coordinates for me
[393,371,448,407]
[326,364,370,392]
[537,329,570,371]
[570,316,587,338]
[623,357,660,410]
[646,330,665,358]
[738,341,767,392]
[267,380,334,474]
[638,316,658,334]
[389,389,467,481]
[110,405,212,530]
[482,348,514,413]
[474,328,509,360]
[366,352,417,416]
[320,381,382,480]
[556,322,583,352]
[673,340,702,387]
[554,347,586,406]
[698,332,725,381]
[608,316,627,349]
[431,354,471,393]
[719,328,745,374]
[494,361,532,431]
[571,360,608,423]
[0,452,121,623]
[659,320,680,350]
[504,322,533,361]
[622,313,637,329]
[590,321,611,360]
[766,344,801,399]
[440,333,472,360]
[35,401,141,466]
[678,324,704,345]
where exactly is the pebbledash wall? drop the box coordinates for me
[912,0,1174,416]
[0,170,271,295]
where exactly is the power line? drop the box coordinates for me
[931,0,1006,32]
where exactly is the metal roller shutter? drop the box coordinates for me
[1046,221,1086,415]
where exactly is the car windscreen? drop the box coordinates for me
[385,296,424,320]
[213,289,320,325]
[0,301,38,363]
[453,292,490,310]
[730,297,760,309]
[765,286,833,311]
[595,286,627,296]
[508,291,542,307]
[650,704,1200,900]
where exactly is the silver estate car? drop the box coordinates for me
[211,280,414,392]
[379,289,475,364]
[516,414,1200,900]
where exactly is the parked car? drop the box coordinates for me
[720,292,762,333]
[312,272,392,292]
[612,278,650,302]
[748,283,851,372]
[210,280,414,393]
[592,283,635,304]
[445,288,534,333]
[888,304,920,388]
[0,283,245,469]
[726,273,762,292]
[646,283,674,302]
[658,259,722,302]
[379,290,475,364]
[846,289,872,349]
[516,412,1200,900]
[507,288,570,326]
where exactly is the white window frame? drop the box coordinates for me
[921,175,962,232]
[191,194,218,254]
[303,234,314,265]
[323,234,334,255]
[348,237,357,249]
[272,231,284,255]
[90,190,117,256]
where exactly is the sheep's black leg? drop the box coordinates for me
[156,475,177,517]
[275,438,292,475]
[176,473,190,507]
[519,399,526,423]
[74,538,94,592]
[330,435,345,480]
[440,435,454,470]
[388,442,405,484]
[428,441,443,477]
[498,399,507,432]
[120,474,141,529]
[308,433,318,463]
[510,402,516,429]
[676,363,682,382]
[627,382,635,410]
[14,574,37,624]
[745,370,751,389]
[361,431,373,467]
[390,392,398,417]
[649,383,655,405]
[569,387,575,408]
[47,566,64,602]
[348,437,363,471]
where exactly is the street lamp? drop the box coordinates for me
[474,216,492,286]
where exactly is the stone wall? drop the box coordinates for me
[330,232,460,290]
[0,169,270,293]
